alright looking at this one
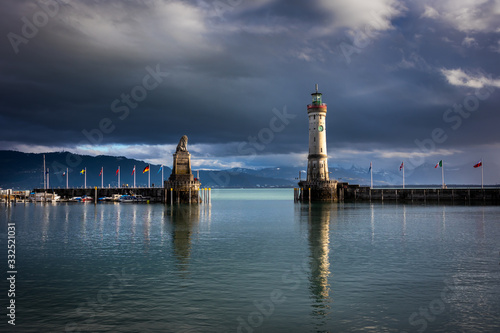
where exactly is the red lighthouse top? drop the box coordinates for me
[307,84,327,112]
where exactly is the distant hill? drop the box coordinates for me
[0,151,297,190]
[0,150,497,190]
[0,150,166,189]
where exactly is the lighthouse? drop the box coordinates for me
[307,84,329,182]
[297,84,337,202]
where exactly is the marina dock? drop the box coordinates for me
[29,187,211,204]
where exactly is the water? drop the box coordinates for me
[1,189,500,332]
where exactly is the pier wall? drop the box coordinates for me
[295,182,500,204]
[340,185,500,204]
[30,186,500,205]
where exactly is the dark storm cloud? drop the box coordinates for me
[0,0,499,169]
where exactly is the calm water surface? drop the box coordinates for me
[1,188,499,332]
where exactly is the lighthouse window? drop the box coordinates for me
[321,148,323,152]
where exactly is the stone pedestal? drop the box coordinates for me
[164,136,201,204]
[298,180,338,202]
[170,151,194,182]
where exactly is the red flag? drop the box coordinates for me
[473,160,482,168]
[99,168,103,176]
[143,165,150,173]
[132,166,135,175]
[399,161,404,171]
[116,168,119,175]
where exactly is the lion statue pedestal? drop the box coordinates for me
[164,135,201,204]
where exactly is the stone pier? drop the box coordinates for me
[295,183,500,204]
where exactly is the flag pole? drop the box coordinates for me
[118,166,120,188]
[161,164,164,187]
[403,162,405,189]
[134,165,136,188]
[43,154,46,190]
[442,160,445,189]
[66,167,69,189]
[148,164,151,188]
[481,157,484,189]
[101,167,104,188]
[370,161,373,189]
[47,168,50,189]
[84,167,87,188]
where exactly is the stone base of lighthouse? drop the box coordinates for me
[297,180,338,202]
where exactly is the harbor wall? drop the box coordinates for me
[295,182,500,204]
[339,184,500,204]
[27,186,500,205]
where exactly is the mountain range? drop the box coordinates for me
[0,150,496,190]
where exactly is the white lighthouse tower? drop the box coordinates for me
[307,84,329,182]
[297,84,337,202]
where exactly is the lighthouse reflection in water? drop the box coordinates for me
[300,203,334,330]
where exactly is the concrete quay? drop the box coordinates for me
[295,182,500,204]
[339,184,500,204]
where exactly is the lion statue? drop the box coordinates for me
[176,135,188,152]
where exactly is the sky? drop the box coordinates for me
[1,0,499,180]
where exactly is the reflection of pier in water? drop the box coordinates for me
[300,203,336,331]
[165,205,201,276]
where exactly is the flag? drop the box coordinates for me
[132,166,135,175]
[143,165,150,173]
[399,162,404,171]
[473,160,482,168]
[435,160,442,168]
[62,172,66,176]
[80,169,85,175]
[116,168,119,175]
[99,168,103,176]
[157,165,163,174]
[369,162,372,172]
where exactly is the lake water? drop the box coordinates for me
[1,188,500,332]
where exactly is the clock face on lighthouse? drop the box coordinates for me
[318,125,324,132]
